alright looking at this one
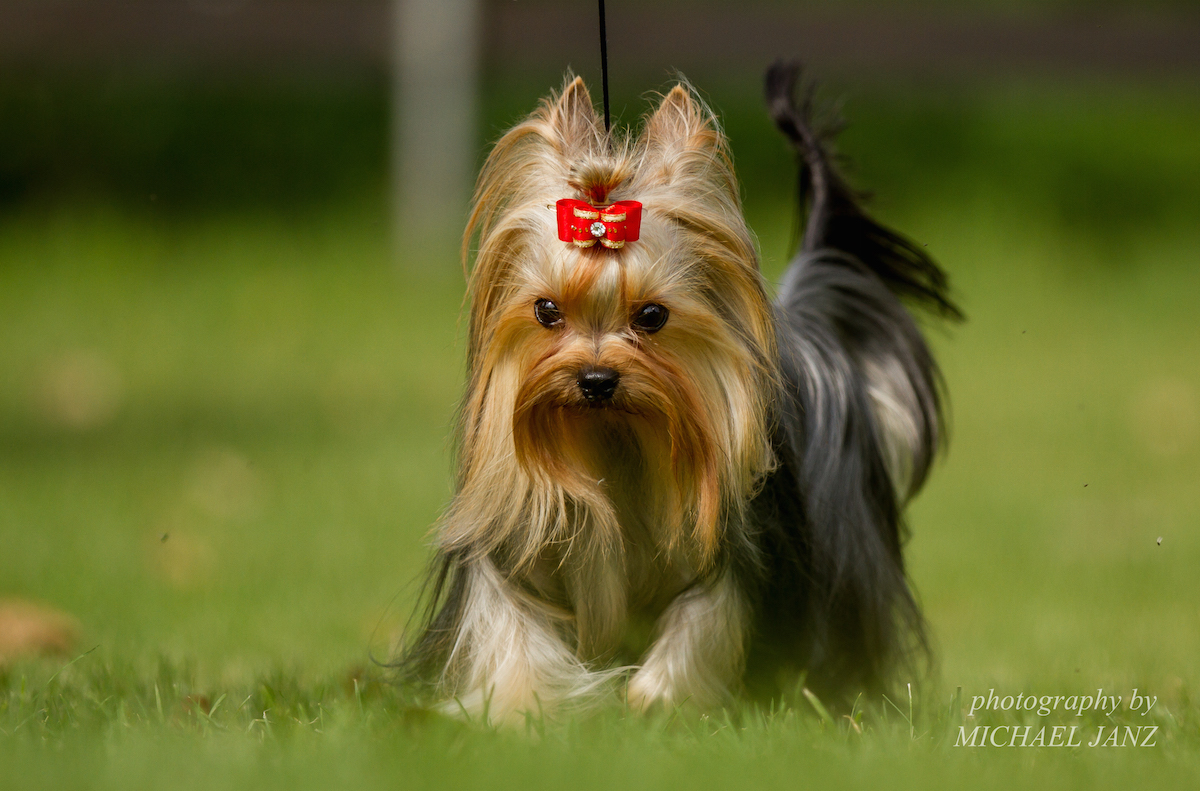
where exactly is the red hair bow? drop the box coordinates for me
[556,199,642,249]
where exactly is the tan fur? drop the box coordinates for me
[433,76,779,723]
[626,569,749,711]
[441,558,626,720]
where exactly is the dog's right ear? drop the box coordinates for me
[546,76,604,155]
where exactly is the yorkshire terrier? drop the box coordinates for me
[400,61,960,723]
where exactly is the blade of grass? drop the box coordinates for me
[44,645,98,688]
[802,688,834,727]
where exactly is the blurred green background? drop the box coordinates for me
[1,0,1199,786]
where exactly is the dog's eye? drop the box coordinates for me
[632,303,669,333]
[534,298,564,328]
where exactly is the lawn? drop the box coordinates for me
[1,78,1198,787]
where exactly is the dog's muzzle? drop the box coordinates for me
[577,366,620,403]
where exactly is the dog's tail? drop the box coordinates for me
[756,60,961,697]
[765,62,961,320]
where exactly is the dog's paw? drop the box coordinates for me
[625,666,671,712]
[627,658,734,713]
[626,662,712,713]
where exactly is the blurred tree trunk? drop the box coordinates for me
[392,0,481,270]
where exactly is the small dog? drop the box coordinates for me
[400,62,960,722]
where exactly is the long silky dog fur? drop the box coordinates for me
[396,60,960,720]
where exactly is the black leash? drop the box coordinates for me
[598,0,611,133]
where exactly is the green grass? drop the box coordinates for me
[2,82,1200,787]
[1,660,1196,790]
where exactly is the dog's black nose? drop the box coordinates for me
[577,366,620,403]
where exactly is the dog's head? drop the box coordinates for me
[451,77,777,568]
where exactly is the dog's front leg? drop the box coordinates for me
[447,558,614,724]
[626,569,749,711]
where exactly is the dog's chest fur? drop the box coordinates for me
[518,419,703,661]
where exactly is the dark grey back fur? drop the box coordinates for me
[741,61,962,700]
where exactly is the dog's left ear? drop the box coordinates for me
[638,85,730,190]
[644,85,711,146]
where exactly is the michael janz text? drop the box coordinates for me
[955,724,1158,748]
[955,688,1161,748]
